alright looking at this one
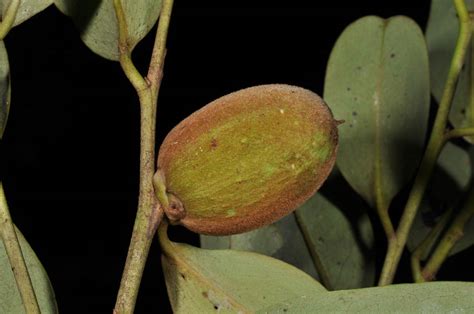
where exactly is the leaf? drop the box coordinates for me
[0,40,10,139]
[295,192,375,289]
[201,214,320,280]
[257,282,474,313]
[1,226,58,313]
[0,0,52,27]
[54,0,162,61]
[201,173,376,290]
[160,229,325,313]
[426,0,474,143]
[324,16,430,210]
[408,142,473,258]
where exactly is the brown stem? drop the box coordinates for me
[421,186,474,281]
[113,0,175,312]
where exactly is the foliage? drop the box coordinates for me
[1,0,474,313]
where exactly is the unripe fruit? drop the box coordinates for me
[156,84,339,235]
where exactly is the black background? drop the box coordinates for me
[2,0,472,313]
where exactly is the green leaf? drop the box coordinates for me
[161,230,325,313]
[0,0,52,27]
[54,0,162,61]
[257,282,474,313]
[201,214,320,280]
[201,173,376,290]
[408,142,473,258]
[0,40,10,139]
[1,226,57,313]
[295,192,375,289]
[426,0,474,143]
[324,16,430,210]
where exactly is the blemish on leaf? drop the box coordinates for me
[390,53,396,58]
[461,108,466,115]
[347,87,351,91]
[352,111,357,116]
[202,291,208,298]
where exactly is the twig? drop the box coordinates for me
[444,127,474,141]
[411,208,453,283]
[421,186,474,281]
[0,183,40,313]
[113,0,174,313]
[378,0,472,286]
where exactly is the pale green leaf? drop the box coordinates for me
[201,172,376,290]
[426,0,474,143]
[295,192,375,289]
[1,226,57,313]
[408,143,473,258]
[201,214,320,280]
[161,233,325,313]
[54,0,162,61]
[0,40,10,139]
[324,16,430,210]
[0,0,52,27]
[257,282,474,313]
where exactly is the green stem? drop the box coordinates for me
[113,0,174,313]
[421,185,474,281]
[0,0,19,40]
[294,211,333,290]
[444,127,474,141]
[0,183,40,314]
[411,208,453,283]
[378,0,472,286]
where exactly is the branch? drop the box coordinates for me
[411,208,453,283]
[113,0,175,312]
[378,0,472,286]
[421,186,474,281]
[444,127,474,141]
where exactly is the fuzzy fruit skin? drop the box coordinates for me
[157,84,338,235]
